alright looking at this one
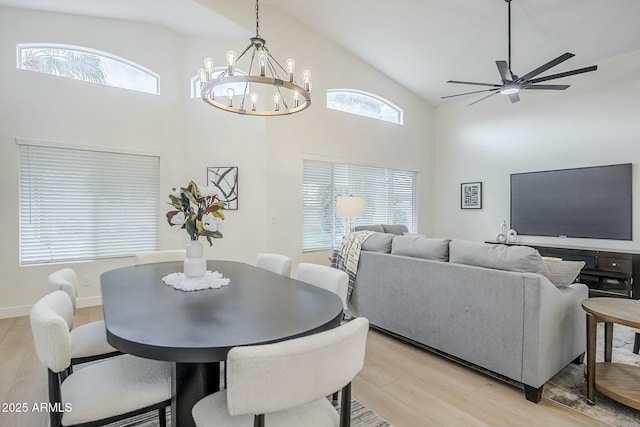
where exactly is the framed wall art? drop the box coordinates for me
[207,166,238,210]
[461,182,482,209]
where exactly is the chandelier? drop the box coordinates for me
[198,0,312,116]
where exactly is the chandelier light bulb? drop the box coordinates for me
[203,58,214,81]
[227,87,235,107]
[273,92,280,111]
[198,68,206,86]
[302,69,312,92]
[259,52,268,77]
[250,92,258,111]
[293,90,299,107]
[226,50,236,76]
[286,58,295,82]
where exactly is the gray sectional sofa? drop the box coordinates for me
[349,233,588,402]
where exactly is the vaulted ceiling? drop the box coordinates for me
[3,0,640,106]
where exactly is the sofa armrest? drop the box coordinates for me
[522,274,588,388]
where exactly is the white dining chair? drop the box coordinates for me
[47,268,120,371]
[30,291,172,427]
[295,263,349,311]
[256,253,292,276]
[192,317,369,427]
[295,262,351,402]
[134,249,186,265]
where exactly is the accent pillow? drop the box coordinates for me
[391,235,450,262]
[449,240,543,273]
[361,233,395,253]
[540,260,585,287]
[382,224,409,235]
[354,224,385,233]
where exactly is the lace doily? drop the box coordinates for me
[162,271,230,292]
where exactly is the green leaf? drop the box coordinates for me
[185,218,197,239]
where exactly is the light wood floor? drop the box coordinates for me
[0,307,611,427]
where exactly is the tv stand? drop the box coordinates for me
[488,242,640,299]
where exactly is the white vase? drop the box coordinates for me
[184,241,206,278]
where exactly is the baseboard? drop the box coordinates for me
[0,296,103,319]
[76,295,103,308]
[0,304,33,319]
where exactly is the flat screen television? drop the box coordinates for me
[510,163,632,240]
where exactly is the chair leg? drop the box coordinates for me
[47,369,63,427]
[254,414,265,427]
[223,361,227,389]
[339,383,352,427]
[634,333,640,355]
[158,406,166,427]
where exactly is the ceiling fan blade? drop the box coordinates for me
[441,88,499,100]
[467,91,499,106]
[528,65,598,84]
[446,80,501,87]
[496,61,513,82]
[508,93,520,103]
[516,52,575,82]
[524,84,570,90]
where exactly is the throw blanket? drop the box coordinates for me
[333,230,376,301]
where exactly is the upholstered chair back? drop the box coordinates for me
[30,291,73,373]
[296,263,349,310]
[256,253,292,276]
[47,268,78,312]
[225,317,369,416]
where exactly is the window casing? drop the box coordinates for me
[303,159,417,251]
[18,141,160,265]
[17,44,160,95]
[326,89,403,125]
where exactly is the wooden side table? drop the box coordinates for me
[582,298,640,409]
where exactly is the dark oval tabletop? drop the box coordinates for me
[101,260,344,363]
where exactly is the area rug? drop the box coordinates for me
[543,323,640,427]
[105,398,392,427]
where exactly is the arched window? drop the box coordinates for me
[17,43,160,95]
[326,89,403,125]
[190,67,248,99]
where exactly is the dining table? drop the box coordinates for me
[101,260,344,427]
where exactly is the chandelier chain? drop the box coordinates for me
[255,0,260,37]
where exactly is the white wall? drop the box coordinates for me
[255,5,435,266]
[0,8,186,317]
[434,49,640,252]
[0,7,435,317]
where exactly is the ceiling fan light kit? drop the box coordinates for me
[443,0,597,106]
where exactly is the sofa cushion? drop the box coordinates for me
[382,224,409,235]
[361,233,395,253]
[541,260,585,287]
[449,240,543,273]
[391,235,450,261]
[354,224,385,233]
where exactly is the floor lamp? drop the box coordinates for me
[336,196,366,233]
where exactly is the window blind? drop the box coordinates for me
[19,143,160,265]
[303,159,417,251]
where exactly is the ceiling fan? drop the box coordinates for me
[442,0,597,106]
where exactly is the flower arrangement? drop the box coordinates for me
[166,181,226,246]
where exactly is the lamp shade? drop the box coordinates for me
[336,196,366,218]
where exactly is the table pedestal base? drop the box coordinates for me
[172,362,220,427]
